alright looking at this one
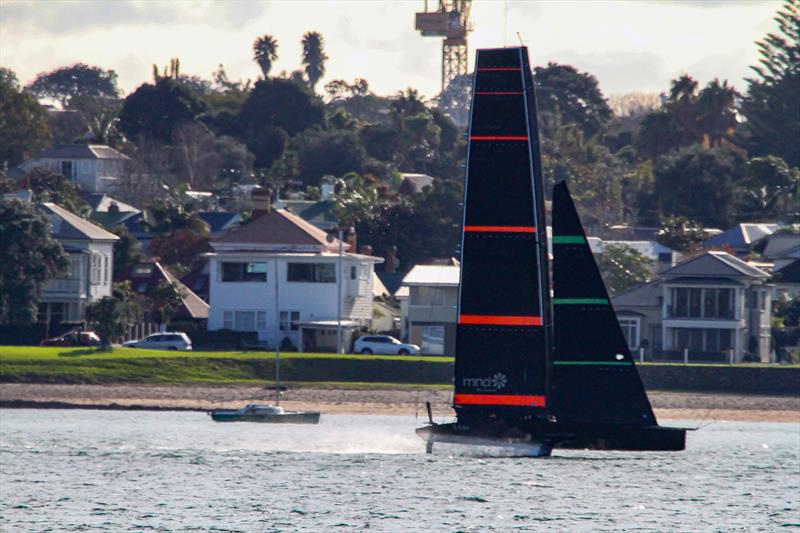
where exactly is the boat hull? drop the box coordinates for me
[417,419,686,453]
[210,411,321,424]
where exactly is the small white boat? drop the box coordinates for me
[209,403,320,424]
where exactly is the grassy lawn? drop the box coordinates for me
[0,346,454,385]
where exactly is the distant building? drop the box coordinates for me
[38,203,118,326]
[703,223,779,256]
[116,259,209,323]
[17,144,130,194]
[612,251,773,362]
[399,265,459,355]
[588,239,678,273]
[206,206,382,351]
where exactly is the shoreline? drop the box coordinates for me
[1,384,798,423]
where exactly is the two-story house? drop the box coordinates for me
[38,203,118,328]
[399,265,459,355]
[612,251,772,362]
[17,144,130,194]
[206,207,382,351]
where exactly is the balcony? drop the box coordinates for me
[43,278,84,296]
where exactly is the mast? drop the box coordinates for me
[453,47,551,418]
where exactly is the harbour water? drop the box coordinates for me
[0,409,797,531]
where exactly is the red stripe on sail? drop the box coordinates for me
[476,67,521,71]
[469,136,528,141]
[454,394,546,407]
[464,225,536,233]
[458,315,542,326]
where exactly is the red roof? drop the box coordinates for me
[214,209,348,251]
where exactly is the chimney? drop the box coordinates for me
[251,187,272,219]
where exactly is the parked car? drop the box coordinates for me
[40,330,101,347]
[354,335,420,355]
[123,332,193,351]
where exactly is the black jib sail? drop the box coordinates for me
[550,181,656,426]
[453,47,551,416]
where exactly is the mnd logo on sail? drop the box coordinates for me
[462,372,508,391]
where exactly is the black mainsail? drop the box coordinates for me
[454,47,551,415]
[416,46,685,454]
[550,181,657,426]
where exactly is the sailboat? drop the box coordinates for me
[415,46,685,455]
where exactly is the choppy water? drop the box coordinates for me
[0,410,798,532]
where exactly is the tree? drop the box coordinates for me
[24,167,90,215]
[26,63,119,107]
[253,34,279,78]
[534,63,612,138]
[172,122,221,189]
[435,72,472,128]
[0,67,19,89]
[146,280,182,325]
[0,80,50,167]
[148,229,210,274]
[360,125,400,162]
[0,201,68,325]
[297,130,365,185]
[653,144,746,228]
[655,215,709,252]
[301,31,328,91]
[736,156,800,221]
[118,78,206,144]
[740,0,800,166]
[86,282,138,346]
[696,79,738,147]
[597,244,653,296]
[238,78,324,137]
[110,227,142,277]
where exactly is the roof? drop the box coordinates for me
[279,200,338,229]
[763,233,800,259]
[31,144,130,161]
[372,272,389,297]
[661,251,769,279]
[703,223,778,250]
[611,279,661,308]
[90,210,140,229]
[198,212,241,234]
[402,265,460,287]
[41,203,119,241]
[400,173,434,193]
[78,193,140,214]
[774,259,800,284]
[118,260,209,319]
[213,208,347,251]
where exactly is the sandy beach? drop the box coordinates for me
[1,383,798,423]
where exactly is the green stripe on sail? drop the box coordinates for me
[552,298,609,305]
[553,361,634,366]
[552,235,586,244]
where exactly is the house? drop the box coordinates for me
[612,251,773,362]
[276,199,338,231]
[17,144,130,193]
[588,239,677,273]
[399,265,459,355]
[116,259,209,323]
[399,173,434,194]
[197,211,242,238]
[38,203,118,327]
[78,192,140,215]
[206,205,382,351]
[703,223,778,256]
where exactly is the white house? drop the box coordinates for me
[38,203,118,325]
[206,207,382,351]
[399,264,460,355]
[18,144,130,193]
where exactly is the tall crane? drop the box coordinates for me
[415,0,473,91]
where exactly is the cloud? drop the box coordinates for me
[546,50,667,95]
[0,0,267,35]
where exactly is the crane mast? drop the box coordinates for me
[415,0,473,91]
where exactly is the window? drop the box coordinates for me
[671,287,734,319]
[223,310,266,332]
[658,252,673,263]
[90,253,102,285]
[671,328,734,353]
[102,255,108,284]
[421,325,445,355]
[221,262,267,282]
[618,317,640,349]
[287,263,336,283]
[60,160,73,180]
[411,286,446,306]
[350,266,357,280]
[279,311,300,332]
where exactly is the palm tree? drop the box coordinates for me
[697,79,738,147]
[253,35,279,78]
[301,31,328,91]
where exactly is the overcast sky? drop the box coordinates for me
[0,0,782,99]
